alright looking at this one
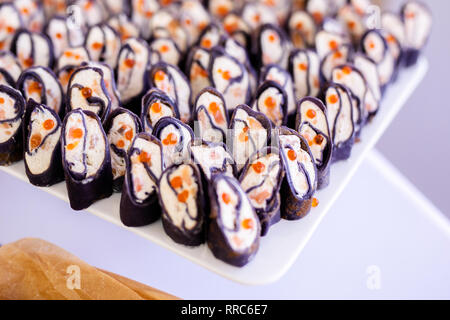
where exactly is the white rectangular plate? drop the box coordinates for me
[1,58,428,285]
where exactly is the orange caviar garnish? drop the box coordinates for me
[222,192,231,204]
[201,38,212,49]
[298,63,308,71]
[252,161,265,174]
[170,176,183,189]
[217,5,229,16]
[296,22,303,30]
[139,151,151,163]
[92,42,103,50]
[312,11,323,23]
[328,94,338,104]
[28,81,42,95]
[124,58,135,68]
[386,34,396,43]
[0,97,4,104]
[30,134,42,150]
[368,41,375,50]
[333,51,343,59]
[24,57,34,68]
[312,197,319,207]
[125,130,133,141]
[64,51,73,57]
[55,32,63,39]
[151,102,161,113]
[222,70,231,80]
[306,109,316,119]
[268,34,276,42]
[287,149,297,161]
[314,135,324,145]
[264,96,276,109]
[81,87,92,98]
[66,142,78,150]
[329,40,338,50]
[342,66,352,75]
[160,44,169,53]
[43,119,55,130]
[117,139,125,148]
[162,132,178,145]
[6,26,15,34]
[347,21,356,30]
[242,218,254,230]
[208,101,220,114]
[177,190,189,203]
[69,127,83,139]
[145,10,153,18]
[155,70,165,81]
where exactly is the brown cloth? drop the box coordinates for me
[0,238,179,300]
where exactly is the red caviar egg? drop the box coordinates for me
[306,109,316,119]
[139,151,151,163]
[117,140,125,148]
[81,87,92,98]
[298,63,308,71]
[170,176,183,189]
[43,119,55,130]
[69,128,83,139]
[222,192,231,204]
[264,96,276,109]
[30,134,42,150]
[151,102,161,113]
[92,42,103,50]
[329,40,338,50]
[125,130,133,141]
[328,94,338,104]
[287,149,297,161]
[252,161,265,174]
[124,58,135,68]
[242,218,254,230]
[178,190,189,203]
[312,197,319,207]
[155,70,165,81]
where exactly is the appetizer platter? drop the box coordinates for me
[0,0,430,284]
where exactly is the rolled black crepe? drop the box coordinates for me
[185,46,212,104]
[352,53,381,116]
[287,10,317,49]
[61,109,113,211]
[207,173,261,267]
[17,66,64,118]
[331,64,368,134]
[0,85,25,166]
[141,88,179,134]
[254,23,290,70]
[401,1,432,67]
[85,23,121,69]
[239,147,284,237]
[116,38,151,115]
[0,51,22,88]
[81,61,122,111]
[149,62,192,123]
[295,97,332,189]
[149,37,182,67]
[222,12,252,51]
[208,47,251,115]
[152,116,194,168]
[315,29,351,60]
[319,44,353,83]
[336,3,367,45]
[55,47,91,94]
[277,126,317,220]
[0,3,22,51]
[288,48,321,101]
[229,104,272,173]
[319,83,356,162]
[158,163,205,246]
[66,65,112,121]
[193,87,228,143]
[10,29,54,69]
[44,16,85,59]
[23,99,63,186]
[360,29,395,89]
[196,22,224,50]
[259,64,296,121]
[120,132,163,227]
[104,107,142,192]
[251,80,288,127]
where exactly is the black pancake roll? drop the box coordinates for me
[61,109,113,211]
[116,38,151,115]
[222,13,252,52]
[0,85,25,166]
[104,107,142,192]
[239,147,284,237]
[254,23,290,70]
[287,10,317,49]
[277,126,317,220]
[149,37,182,67]
[319,44,353,83]
[196,22,224,50]
[17,66,64,118]
[315,29,351,60]
[10,29,54,69]
[158,163,205,246]
[319,83,356,162]
[149,62,192,123]
[229,104,272,173]
[288,49,321,101]
[152,117,194,168]
[352,53,381,116]
[336,3,367,45]
[23,99,63,186]
[185,46,212,104]
[141,88,179,134]
[259,64,296,122]
[120,132,163,227]
[251,80,288,127]
[401,1,432,67]
[0,3,22,51]
[208,47,251,115]
[193,87,228,143]
[331,64,368,133]
[85,23,121,69]
[207,173,261,267]
[295,97,332,189]
[360,29,395,89]
[0,51,22,88]
[66,65,112,121]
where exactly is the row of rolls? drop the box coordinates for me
[0,0,431,266]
